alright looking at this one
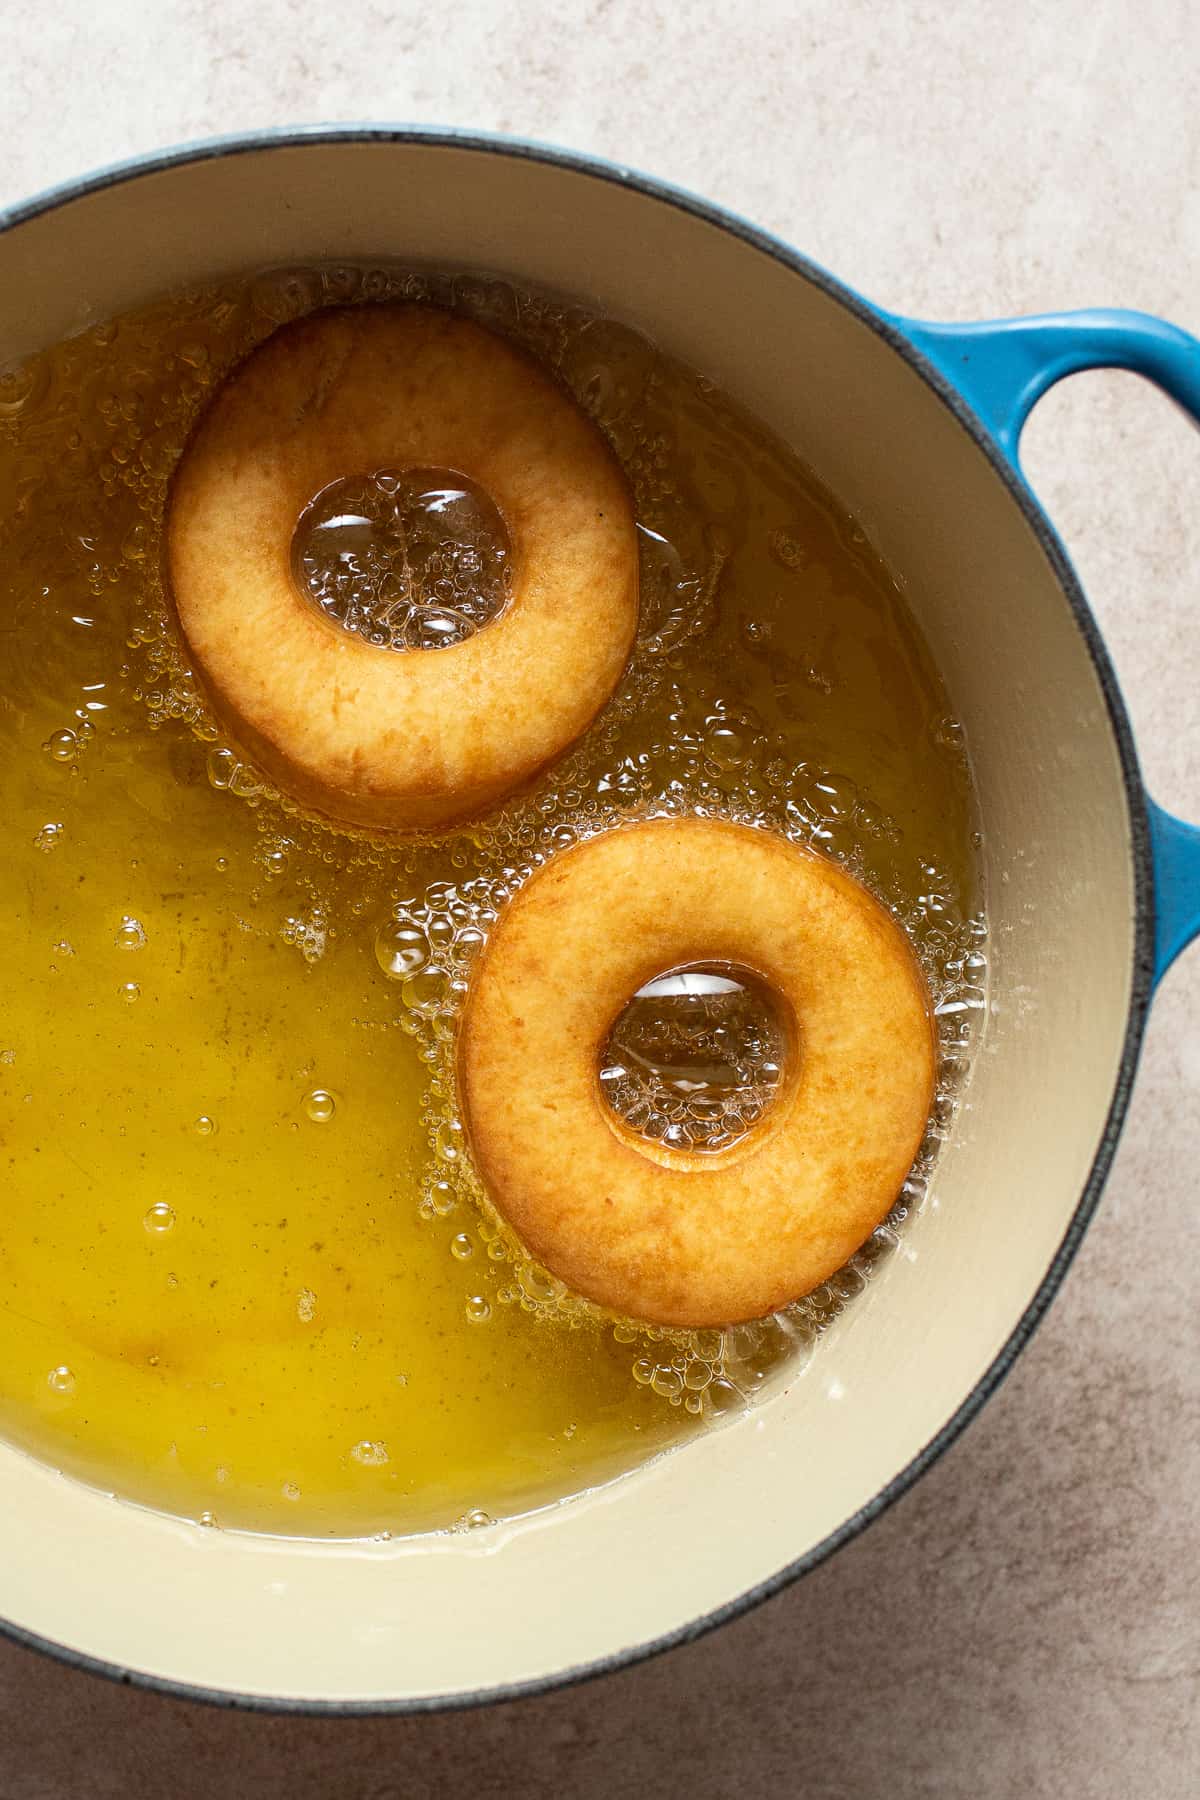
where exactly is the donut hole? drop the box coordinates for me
[598,962,790,1158]
[291,465,513,653]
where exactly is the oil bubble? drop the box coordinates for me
[458,1508,495,1530]
[374,919,430,980]
[143,1202,175,1235]
[304,1088,336,1123]
[44,729,79,763]
[350,1440,389,1467]
[251,266,323,323]
[206,747,237,790]
[401,966,449,1013]
[465,1295,491,1324]
[230,764,264,800]
[0,358,48,417]
[767,529,809,572]
[790,768,858,823]
[706,1377,746,1416]
[450,1233,474,1260]
[519,1263,565,1305]
[34,823,64,852]
[741,614,774,652]
[322,265,362,303]
[47,1365,76,1396]
[198,1511,218,1528]
[706,719,748,768]
[282,912,327,963]
[193,1114,216,1136]
[651,1366,684,1400]
[118,981,140,1003]
[435,1117,464,1163]
[934,716,966,750]
[115,915,147,951]
[427,1180,456,1217]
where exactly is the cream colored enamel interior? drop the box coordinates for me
[0,141,1135,1703]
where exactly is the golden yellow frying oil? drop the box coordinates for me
[0,265,984,1537]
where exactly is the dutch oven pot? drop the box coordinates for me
[0,129,1196,1711]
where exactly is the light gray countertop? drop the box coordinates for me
[0,4,1196,1794]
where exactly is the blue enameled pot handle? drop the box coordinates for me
[898,309,1200,985]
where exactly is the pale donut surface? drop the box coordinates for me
[460,818,935,1327]
[167,305,638,829]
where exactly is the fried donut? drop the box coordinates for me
[166,305,638,829]
[460,818,935,1327]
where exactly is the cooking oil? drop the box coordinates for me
[0,263,985,1537]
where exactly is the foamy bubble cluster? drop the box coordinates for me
[600,965,787,1153]
[294,468,512,652]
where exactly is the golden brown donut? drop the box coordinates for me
[166,305,638,829]
[459,818,935,1327]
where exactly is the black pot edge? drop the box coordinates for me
[0,123,1159,1717]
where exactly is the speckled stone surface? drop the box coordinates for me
[0,4,1197,1795]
